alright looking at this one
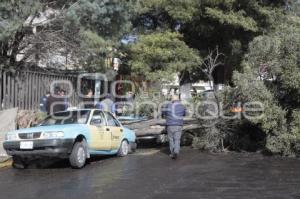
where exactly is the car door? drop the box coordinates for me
[89,110,112,150]
[103,111,123,150]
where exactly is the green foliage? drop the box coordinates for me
[266,133,297,156]
[65,0,132,39]
[78,30,112,71]
[63,0,133,71]
[291,109,300,135]
[0,0,40,40]
[0,0,286,76]
[35,111,48,122]
[128,31,202,82]
[192,87,242,152]
[200,0,284,31]
[0,0,41,67]
[192,126,222,152]
[246,15,300,107]
[180,0,285,81]
[205,8,258,32]
[231,68,289,154]
[0,0,132,71]
[232,68,287,133]
[136,0,198,22]
[231,14,300,156]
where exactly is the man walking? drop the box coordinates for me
[162,95,186,160]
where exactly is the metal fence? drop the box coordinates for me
[0,70,80,111]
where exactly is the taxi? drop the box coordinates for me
[3,109,136,169]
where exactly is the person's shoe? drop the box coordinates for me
[169,153,175,159]
[173,153,178,160]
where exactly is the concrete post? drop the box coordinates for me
[0,108,18,162]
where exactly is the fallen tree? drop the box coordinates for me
[123,118,203,137]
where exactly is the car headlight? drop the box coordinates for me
[42,131,64,139]
[5,133,18,141]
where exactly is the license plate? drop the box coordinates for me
[20,141,33,149]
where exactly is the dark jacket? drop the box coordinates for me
[162,101,186,126]
[82,97,94,109]
[39,95,48,112]
[46,95,66,115]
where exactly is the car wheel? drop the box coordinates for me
[69,140,87,169]
[118,140,129,157]
[12,156,27,169]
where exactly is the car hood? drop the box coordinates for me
[10,124,87,134]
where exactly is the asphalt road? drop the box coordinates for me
[1,148,300,199]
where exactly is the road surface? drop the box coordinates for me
[1,148,300,199]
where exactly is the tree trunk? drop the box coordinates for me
[9,30,25,66]
[178,72,193,102]
[208,75,220,116]
[180,82,192,102]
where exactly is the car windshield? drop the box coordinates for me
[40,110,90,126]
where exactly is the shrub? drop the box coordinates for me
[226,15,300,156]
[192,89,244,152]
[192,126,221,152]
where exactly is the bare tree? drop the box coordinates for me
[199,46,224,116]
